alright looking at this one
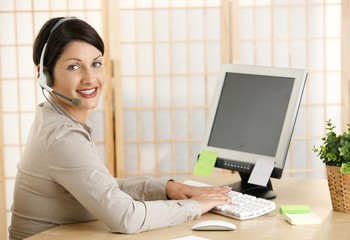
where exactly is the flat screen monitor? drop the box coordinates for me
[201,64,307,199]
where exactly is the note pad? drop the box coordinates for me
[280,205,312,215]
[193,150,217,176]
[284,212,321,225]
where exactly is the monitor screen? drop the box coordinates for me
[201,64,307,198]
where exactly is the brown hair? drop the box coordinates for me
[33,17,104,80]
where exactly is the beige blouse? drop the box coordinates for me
[9,96,201,240]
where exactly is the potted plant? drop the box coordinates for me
[312,119,350,213]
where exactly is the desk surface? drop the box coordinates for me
[27,172,350,240]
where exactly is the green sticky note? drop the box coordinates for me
[193,150,217,176]
[280,205,312,215]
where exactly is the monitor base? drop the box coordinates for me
[226,172,277,199]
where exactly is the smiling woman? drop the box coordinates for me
[50,41,105,123]
[8,17,231,240]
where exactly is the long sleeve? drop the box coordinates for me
[115,177,169,201]
[46,124,201,233]
[9,100,201,239]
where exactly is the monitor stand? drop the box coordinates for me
[227,172,276,199]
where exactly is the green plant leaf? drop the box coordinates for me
[340,162,350,174]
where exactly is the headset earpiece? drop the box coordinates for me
[43,69,53,87]
[37,17,81,107]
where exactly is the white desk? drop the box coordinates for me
[27,172,350,240]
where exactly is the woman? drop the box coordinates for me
[9,17,231,239]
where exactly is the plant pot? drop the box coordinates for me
[325,165,350,213]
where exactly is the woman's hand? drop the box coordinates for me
[166,181,232,214]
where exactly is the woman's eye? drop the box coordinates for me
[68,64,79,70]
[93,62,102,68]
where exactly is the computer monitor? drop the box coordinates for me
[201,64,307,199]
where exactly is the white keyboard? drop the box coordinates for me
[184,180,276,220]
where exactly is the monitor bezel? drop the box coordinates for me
[201,64,307,179]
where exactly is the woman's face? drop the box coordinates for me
[52,40,105,118]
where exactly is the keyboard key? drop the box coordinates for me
[184,179,276,220]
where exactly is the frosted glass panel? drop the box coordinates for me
[190,76,205,106]
[86,0,102,8]
[326,5,341,37]
[18,47,33,78]
[291,41,306,68]
[3,114,19,144]
[155,44,170,74]
[122,77,136,108]
[158,143,172,172]
[239,42,254,65]
[4,147,20,177]
[174,109,188,138]
[136,11,152,41]
[292,141,307,169]
[172,43,186,74]
[141,110,154,140]
[16,13,33,44]
[188,9,204,41]
[326,39,341,70]
[309,6,324,37]
[206,9,220,39]
[140,143,155,173]
[50,0,67,10]
[123,111,138,140]
[255,8,271,39]
[309,40,324,71]
[273,7,288,38]
[125,144,138,173]
[154,0,170,8]
[120,11,135,41]
[68,0,85,9]
[1,47,17,78]
[2,80,18,111]
[172,77,187,106]
[136,0,152,8]
[155,10,169,41]
[139,77,154,107]
[33,0,50,10]
[137,44,153,75]
[191,109,206,138]
[121,44,136,74]
[274,41,289,67]
[256,42,271,66]
[207,42,221,72]
[326,72,341,104]
[308,73,325,104]
[156,77,171,107]
[157,110,171,139]
[0,13,15,45]
[189,43,204,73]
[326,106,342,126]
[310,107,324,136]
[175,142,189,172]
[171,10,186,41]
[171,0,187,7]
[291,7,306,38]
[239,9,253,39]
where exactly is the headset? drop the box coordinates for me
[37,17,81,107]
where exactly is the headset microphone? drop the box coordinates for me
[37,17,81,107]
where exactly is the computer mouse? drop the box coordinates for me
[191,220,236,231]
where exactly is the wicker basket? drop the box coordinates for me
[326,165,350,213]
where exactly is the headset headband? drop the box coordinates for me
[38,17,75,91]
